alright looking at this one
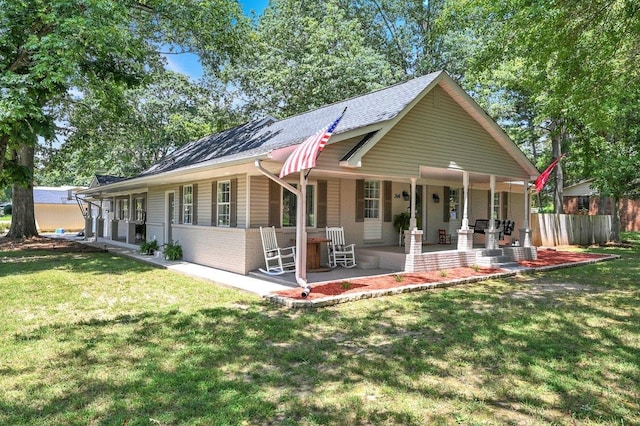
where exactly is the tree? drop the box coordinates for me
[443,0,640,228]
[226,0,402,118]
[348,0,474,78]
[40,71,245,185]
[0,0,248,237]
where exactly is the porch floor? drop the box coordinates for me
[251,243,488,286]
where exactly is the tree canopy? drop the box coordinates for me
[0,0,248,237]
[4,0,640,242]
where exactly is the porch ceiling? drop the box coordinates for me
[419,165,526,185]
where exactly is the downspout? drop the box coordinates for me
[255,160,310,295]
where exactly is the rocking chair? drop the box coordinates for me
[259,226,296,275]
[326,226,356,268]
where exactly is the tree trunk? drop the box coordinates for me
[551,122,565,214]
[610,196,621,243]
[0,134,8,173]
[6,145,39,238]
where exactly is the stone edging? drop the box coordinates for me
[264,254,620,308]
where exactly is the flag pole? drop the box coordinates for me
[297,169,309,296]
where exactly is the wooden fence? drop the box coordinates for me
[531,213,611,246]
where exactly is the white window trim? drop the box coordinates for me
[183,185,193,225]
[119,199,129,221]
[449,188,460,219]
[282,182,317,228]
[364,180,380,219]
[217,180,231,227]
[134,197,145,222]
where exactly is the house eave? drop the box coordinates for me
[80,152,271,196]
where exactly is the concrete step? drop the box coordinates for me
[356,253,379,270]
[478,249,504,257]
[476,253,514,267]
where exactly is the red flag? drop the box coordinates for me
[534,154,564,193]
[279,109,346,178]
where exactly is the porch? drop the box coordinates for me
[252,242,537,286]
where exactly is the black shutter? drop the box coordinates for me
[502,192,509,219]
[211,181,217,226]
[383,180,392,222]
[192,184,198,225]
[443,186,450,222]
[355,179,365,222]
[230,178,238,228]
[178,185,184,224]
[268,179,281,227]
[317,180,327,228]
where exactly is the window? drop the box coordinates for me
[217,181,231,226]
[364,180,380,219]
[578,196,590,212]
[118,199,129,220]
[449,188,460,219]
[492,192,500,219]
[183,185,193,225]
[282,184,315,227]
[134,197,145,221]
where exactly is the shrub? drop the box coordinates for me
[140,240,159,255]
[3,204,11,215]
[163,241,183,261]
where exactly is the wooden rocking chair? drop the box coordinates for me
[438,229,452,244]
[326,226,356,268]
[259,226,296,275]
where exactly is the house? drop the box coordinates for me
[80,71,540,275]
[563,179,640,231]
[33,186,85,232]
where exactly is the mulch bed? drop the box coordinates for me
[274,267,505,301]
[0,236,105,253]
[519,249,611,268]
[273,250,614,301]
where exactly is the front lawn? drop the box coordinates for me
[1,234,639,425]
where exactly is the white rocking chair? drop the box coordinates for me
[326,226,356,268]
[259,226,296,275]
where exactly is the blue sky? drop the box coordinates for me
[164,0,269,80]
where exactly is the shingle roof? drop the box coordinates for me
[141,71,442,176]
[95,175,126,186]
[33,186,81,204]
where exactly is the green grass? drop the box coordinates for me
[1,234,639,425]
[0,215,10,233]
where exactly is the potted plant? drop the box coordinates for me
[163,241,183,261]
[393,212,411,246]
[140,239,159,255]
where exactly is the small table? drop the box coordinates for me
[292,237,331,272]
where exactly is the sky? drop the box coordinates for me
[164,0,269,80]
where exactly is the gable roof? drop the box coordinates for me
[84,70,539,194]
[140,71,443,176]
[33,186,83,204]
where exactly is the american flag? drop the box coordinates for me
[534,154,564,193]
[279,109,346,178]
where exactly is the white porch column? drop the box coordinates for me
[485,175,500,249]
[126,194,135,244]
[457,171,474,250]
[462,171,470,229]
[409,177,417,229]
[519,180,533,247]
